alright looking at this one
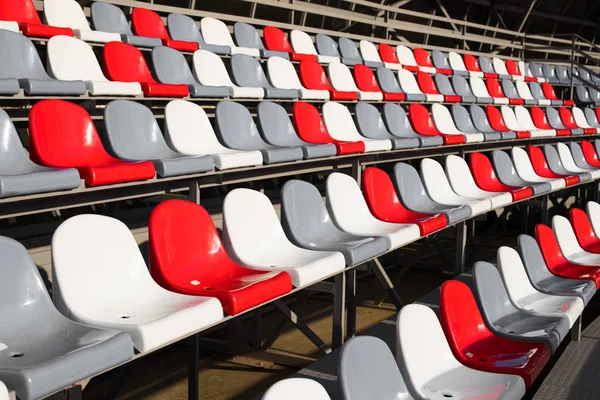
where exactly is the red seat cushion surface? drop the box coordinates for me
[570,208,600,254]
[414,48,434,68]
[379,43,400,65]
[263,26,293,52]
[0,0,73,38]
[416,71,440,95]
[470,152,531,200]
[408,104,465,145]
[485,105,511,133]
[581,140,600,167]
[20,23,73,38]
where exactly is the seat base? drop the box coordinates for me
[260,147,304,164]
[75,29,121,44]
[141,83,189,97]
[329,90,358,101]
[415,214,447,236]
[21,79,86,96]
[122,34,163,48]
[510,187,534,201]
[78,161,155,186]
[0,168,80,198]
[152,155,214,178]
[335,141,365,155]
[162,38,199,52]
[20,23,73,38]
[213,150,263,170]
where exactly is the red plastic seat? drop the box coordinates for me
[28,100,155,187]
[581,140,600,167]
[408,104,465,145]
[0,0,73,38]
[536,224,600,289]
[486,105,529,139]
[416,72,460,103]
[560,107,596,134]
[486,78,524,105]
[298,60,358,101]
[505,60,530,81]
[530,107,570,136]
[149,200,293,315]
[131,8,199,52]
[542,83,574,106]
[570,208,600,254]
[362,167,447,235]
[464,54,497,79]
[415,48,451,75]
[353,64,404,101]
[263,26,315,62]
[378,43,401,67]
[527,145,579,186]
[103,42,189,97]
[292,102,364,155]
[440,280,551,388]
[469,152,532,201]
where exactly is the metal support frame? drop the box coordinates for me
[371,258,404,310]
[189,181,200,204]
[273,300,333,354]
[454,221,467,275]
[332,273,346,348]
[187,334,200,400]
[571,316,582,342]
[347,269,357,338]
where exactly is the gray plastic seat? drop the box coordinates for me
[518,234,596,305]
[0,236,134,400]
[479,56,509,80]
[585,108,600,127]
[436,73,474,102]
[492,150,552,194]
[452,75,492,104]
[501,79,536,105]
[230,54,297,99]
[469,105,516,140]
[555,65,572,85]
[315,34,345,63]
[542,64,560,84]
[546,106,583,134]
[0,30,86,95]
[393,162,471,224]
[355,103,419,150]
[529,82,560,106]
[216,101,303,164]
[543,144,592,182]
[528,63,545,81]
[576,86,593,104]
[339,336,412,400]
[377,67,425,102]
[234,22,288,59]
[567,66,583,85]
[257,102,336,159]
[166,13,230,55]
[589,87,600,105]
[339,38,372,67]
[281,180,388,266]
[383,103,443,147]
[433,50,464,75]
[90,2,162,48]
[103,100,214,177]
[452,104,501,141]
[151,46,229,98]
[569,142,597,170]
[473,261,568,354]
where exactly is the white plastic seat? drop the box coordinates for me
[164,100,263,170]
[470,76,509,104]
[445,155,513,208]
[516,81,550,105]
[511,147,565,191]
[397,69,442,102]
[47,36,141,96]
[44,0,121,43]
[262,378,331,400]
[51,214,223,353]
[291,30,338,63]
[573,107,600,133]
[493,57,522,81]
[449,51,483,77]
[556,142,600,179]
[553,214,600,266]
[431,104,484,142]
[397,304,526,400]
[326,172,420,250]
[497,246,584,328]
[420,158,492,216]
[360,40,400,70]
[500,106,549,137]
[327,62,382,101]
[0,21,19,33]
[266,57,329,100]
[396,45,435,73]
[322,102,392,152]
[520,61,545,82]
[192,50,263,98]
[200,17,260,57]
[513,106,556,137]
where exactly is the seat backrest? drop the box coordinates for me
[451,104,478,133]
[395,45,417,66]
[293,102,332,144]
[0,30,50,80]
[47,36,107,82]
[485,105,510,132]
[263,26,292,52]
[431,103,459,133]
[486,77,506,98]
[576,86,591,103]
[434,73,457,95]
[338,37,362,60]
[505,60,522,76]
[469,152,509,192]
[167,13,204,44]
[516,80,535,100]
[383,103,418,137]
[200,17,235,47]
[413,48,433,68]
[552,214,588,259]
[267,56,303,90]
[572,107,591,127]
[103,41,157,84]
[463,54,482,72]
[355,103,390,139]
[378,43,399,64]
[215,101,266,149]
[451,75,475,97]
[492,57,509,75]
[528,145,561,179]
[315,34,340,57]
[478,56,495,73]
[559,107,579,128]
[542,82,559,100]
[0,0,42,25]
[257,101,303,147]
[529,81,547,100]
[501,79,519,98]
[359,40,382,63]
[590,87,600,102]
[517,234,557,284]
[416,71,439,95]
[545,107,567,129]
[353,64,382,92]
[262,379,331,400]
[299,60,333,91]
[469,104,495,132]
[91,2,133,34]
[448,51,467,72]
[555,65,568,80]
[0,109,38,173]
[234,22,265,50]
[585,108,600,126]
[397,69,422,94]
[231,54,270,87]
[514,106,537,130]
[529,62,544,78]
[131,8,170,40]
[290,30,318,55]
[192,49,234,87]
[469,76,491,97]
[393,162,439,210]
[432,50,450,69]
[408,104,440,136]
[530,106,553,129]
[322,101,362,142]
[376,67,403,93]
[151,46,196,85]
[543,144,570,176]
[492,149,523,185]
[473,261,520,329]
[328,62,359,91]
[497,246,540,303]
[500,105,522,131]
[535,224,571,268]
[44,0,90,30]
[29,100,120,168]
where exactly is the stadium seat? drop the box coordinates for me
[585,108,600,128]
[439,280,549,388]
[52,214,223,352]
[223,188,346,287]
[556,65,573,85]
[492,150,552,194]
[479,56,506,79]
[511,147,566,191]
[267,56,329,100]
[47,36,142,96]
[340,336,411,400]
[353,64,405,101]
[502,79,533,104]
[542,64,560,84]
[528,145,580,186]
[464,54,497,79]
[235,22,287,59]
[553,215,600,265]
[543,82,574,106]
[398,69,442,101]
[231,54,297,99]
[589,87,600,104]
[516,80,550,105]
[383,103,443,147]
[565,107,599,134]
[281,180,388,266]
[363,167,448,236]
[257,101,337,159]
[452,74,492,103]
[200,17,259,57]
[378,43,402,69]
[326,173,421,250]
[555,107,586,133]
[499,106,532,138]
[216,101,303,163]
[393,162,471,224]
[434,73,471,102]
[91,2,162,48]
[469,152,533,201]
[0,109,80,198]
[299,60,358,100]
[262,379,331,400]
[468,104,514,139]
[377,67,424,101]
[151,46,229,98]
[193,50,263,98]
[322,102,392,152]
[486,78,518,104]
[397,45,434,73]
[471,76,506,104]
[293,102,365,155]
[431,50,453,73]
[543,144,592,181]
[518,61,541,82]
[529,82,559,106]
[448,51,477,76]
[0,0,73,38]
[167,13,230,54]
[491,57,514,80]
[149,200,292,315]
[315,34,343,63]
[497,245,584,328]
[409,104,465,145]
[29,100,156,186]
[431,103,484,142]
[415,48,450,75]
[44,0,120,43]
[486,105,529,139]
[473,261,568,354]
[529,63,547,82]
[164,100,263,169]
[581,140,600,167]
[518,234,596,305]
[0,30,85,95]
[576,86,594,105]
[505,59,527,81]
[569,142,600,170]
[354,103,419,149]
[417,72,460,102]
[131,8,199,52]
[103,42,189,97]
[0,236,133,400]
[263,26,315,62]
[514,106,556,138]
[452,104,501,141]
[530,106,570,135]
[103,100,214,177]
[328,62,381,100]
[555,143,600,179]
[291,30,338,63]
[339,37,371,66]
[570,207,600,254]
[360,40,399,70]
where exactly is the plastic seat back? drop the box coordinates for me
[545,107,568,129]
[448,51,468,72]
[559,107,580,129]
[408,104,440,136]
[464,54,482,73]
[393,162,441,212]
[231,54,271,88]
[103,41,156,84]
[167,13,205,44]
[529,82,548,100]
[353,64,383,92]
[376,67,403,93]
[378,43,399,64]
[452,104,479,133]
[216,101,269,150]
[506,60,522,77]
[417,71,440,95]
[469,104,496,132]
[315,34,341,58]
[586,108,600,126]
[257,101,304,147]
[516,80,536,101]
[299,60,334,91]
[530,106,554,130]
[262,379,331,400]
[200,17,236,47]
[470,76,492,97]
[397,69,423,94]
[395,45,418,67]
[518,234,559,284]
[267,56,303,90]
[478,56,496,74]
[355,103,391,139]
[234,22,266,50]
[338,37,362,61]
[0,0,43,25]
[529,63,544,79]
[383,104,419,138]
[452,75,476,97]
[414,48,434,68]
[290,30,319,56]
[486,78,506,98]
[432,50,450,69]
[293,102,333,145]
[485,105,510,132]
[47,35,107,82]
[492,57,509,75]
[514,106,537,130]
[535,224,573,268]
[0,30,51,80]
[328,62,360,91]
[131,8,170,40]
[192,49,234,87]
[542,83,560,101]
[501,79,521,99]
[0,109,47,175]
[44,0,92,32]
[151,46,197,85]
[434,73,458,96]
[90,2,133,35]
[576,86,592,103]
[500,106,523,131]
[359,40,382,63]
[263,26,292,53]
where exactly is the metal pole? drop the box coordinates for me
[189,182,200,204]
[570,34,576,100]
[347,269,357,338]
[571,316,582,341]
[188,334,200,400]
[332,273,347,348]
[454,222,466,275]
